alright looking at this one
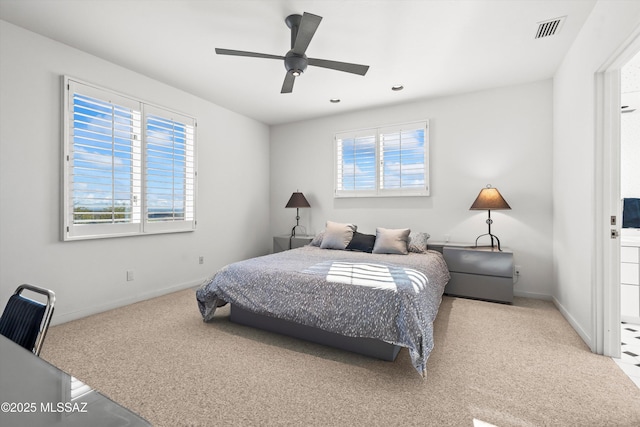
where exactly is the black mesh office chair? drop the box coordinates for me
[0,284,55,356]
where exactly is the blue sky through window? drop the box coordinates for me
[72,93,138,223]
[380,128,425,190]
[146,115,188,221]
[338,135,376,191]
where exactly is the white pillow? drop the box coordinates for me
[372,227,411,255]
[320,221,357,250]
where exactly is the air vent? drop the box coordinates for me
[535,16,566,39]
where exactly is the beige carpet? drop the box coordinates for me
[40,289,640,427]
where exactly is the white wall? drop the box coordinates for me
[553,1,640,347]
[270,80,554,299]
[0,21,271,324]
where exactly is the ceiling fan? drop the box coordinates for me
[215,12,370,94]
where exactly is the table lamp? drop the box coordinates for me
[470,184,511,251]
[285,191,310,237]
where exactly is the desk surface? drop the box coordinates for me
[0,335,151,427]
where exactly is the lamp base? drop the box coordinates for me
[473,233,503,251]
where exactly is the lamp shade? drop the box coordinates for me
[469,186,511,210]
[285,192,310,209]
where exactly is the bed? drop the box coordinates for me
[196,226,450,377]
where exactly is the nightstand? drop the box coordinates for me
[442,245,514,303]
[273,235,314,253]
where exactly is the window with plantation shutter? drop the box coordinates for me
[144,107,195,233]
[334,121,429,197]
[63,77,197,240]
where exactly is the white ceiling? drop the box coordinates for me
[0,0,597,125]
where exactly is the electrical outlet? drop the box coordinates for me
[514,265,521,276]
[444,234,450,243]
[199,256,204,265]
[126,270,134,281]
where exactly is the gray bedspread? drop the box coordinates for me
[196,246,450,375]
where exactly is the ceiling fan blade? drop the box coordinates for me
[292,12,322,55]
[307,58,370,76]
[215,48,284,60]
[281,72,295,94]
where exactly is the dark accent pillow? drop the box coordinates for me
[345,231,376,253]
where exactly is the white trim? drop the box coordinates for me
[594,68,621,356]
[514,290,552,301]
[553,296,593,349]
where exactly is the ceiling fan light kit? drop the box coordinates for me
[215,12,370,94]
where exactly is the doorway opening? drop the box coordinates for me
[617,51,640,384]
[595,24,640,389]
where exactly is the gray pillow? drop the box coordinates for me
[309,231,325,247]
[320,221,357,250]
[408,232,430,253]
[372,227,411,255]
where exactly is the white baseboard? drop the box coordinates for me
[514,290,553,300]
[552,296,593,350]
[51,279,202,326]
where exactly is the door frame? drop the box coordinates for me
[595,27,640,358]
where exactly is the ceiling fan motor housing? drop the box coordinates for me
[284,51,307,75]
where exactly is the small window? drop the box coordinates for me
[63,77,197,240]
[334,121,429,197]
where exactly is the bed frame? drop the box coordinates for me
[230,305,402,361]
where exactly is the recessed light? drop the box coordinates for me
[391,85,404,91]
[330,98,341,103]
